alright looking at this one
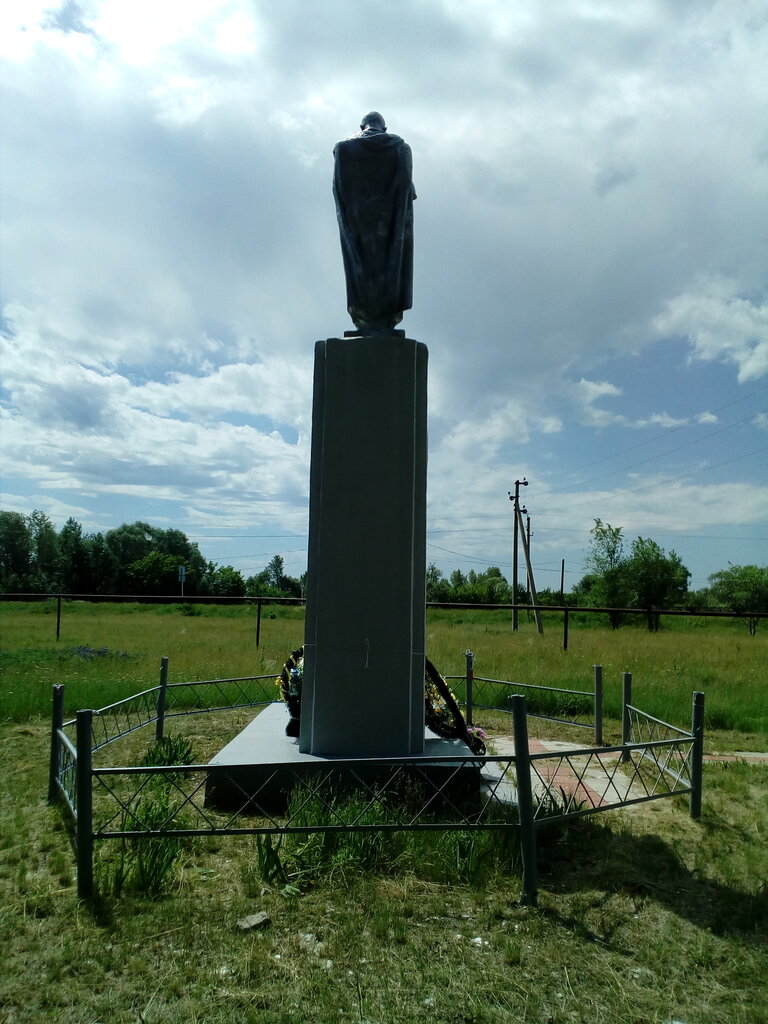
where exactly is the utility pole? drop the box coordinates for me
[509,479,528,631]
[516,501,543,635]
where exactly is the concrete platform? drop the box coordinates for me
[205,703,484,813]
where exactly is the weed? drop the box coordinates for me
[97,789,183,898]
[140,734,194,772]
[255,834,288,887]
[96,736,196,898]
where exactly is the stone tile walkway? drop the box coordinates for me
[487,737,766,810]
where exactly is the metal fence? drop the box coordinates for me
[48,658,704,907]
[447,650,604,743]
[6,591,767,648]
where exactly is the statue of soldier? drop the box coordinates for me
[333,112,416,333]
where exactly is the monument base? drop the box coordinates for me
[205,703,485,813]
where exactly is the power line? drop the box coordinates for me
[545,382,768,485]
[544,444,768,513]
[548,412,763,493]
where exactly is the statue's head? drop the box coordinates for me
[360,111,386,132]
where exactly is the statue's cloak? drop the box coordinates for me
[333,130,415,330]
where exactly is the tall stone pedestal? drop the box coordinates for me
[300,335,427,757]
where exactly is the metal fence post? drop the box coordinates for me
[563,608,569,652]
[594,665,603,746]
[155,656,169,741]
[48,684,65,804]
[621,672,632,763]
[464,650,474,726]
[75,709,94,901]
[511,694,538,907]
[690,691,705,820]
[56,594,62,641]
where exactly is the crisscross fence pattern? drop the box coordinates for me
[47,661,279,832]
[49,659,704,907]
[528,736,694,824]
[90,756,520,840]
[624,699,704,817]
[162,674,277,718]
[447,652,604,743]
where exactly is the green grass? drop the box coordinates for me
[1,719,766,1023]
[2,600,765,743]
[1,601,767,1022]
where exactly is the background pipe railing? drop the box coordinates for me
[7,591,767,647]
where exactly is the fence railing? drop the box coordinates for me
[7,591,766,647]
[447,651,604,743]
[49,659,704,908]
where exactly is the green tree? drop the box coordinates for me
[88,533,121,593]
[0,511,32,591]
[708,564,768,636]
[100,522,207,594]
[426,563,451,602]
[583,519,631,628]
[265,554,285,591]
[246,555,302,598]
[25,510,59,591]
[125,551,183,595]
[624,537,690,631]
[57,517,92,593]
[208,564,247,597]
[152,528,207,587]
[246,571,275,597]
[443,565,512,605]
[449,569,466,591]
[105,522,156,568]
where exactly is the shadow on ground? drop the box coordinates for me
[536,818,767,946]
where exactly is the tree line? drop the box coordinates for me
[0,511,304,599]
[1,511,765,631]
[427,519,767,633]
[574,519,767,632]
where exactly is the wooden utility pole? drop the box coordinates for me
[509,479,528,631]
[516,502,544,635]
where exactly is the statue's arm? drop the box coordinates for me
[403,143,416,201]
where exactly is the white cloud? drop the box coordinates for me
[655,278,768,383]
[572,379,624,427]
[2,0,767,588]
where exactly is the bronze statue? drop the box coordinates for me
[333,112,416,333]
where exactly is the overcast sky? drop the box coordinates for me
[2,0,767,593]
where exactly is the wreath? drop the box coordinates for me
[277,647,304,737]
[276,647,486,755]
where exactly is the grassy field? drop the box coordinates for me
[1,600,766,742]
[1,601,767,1023]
